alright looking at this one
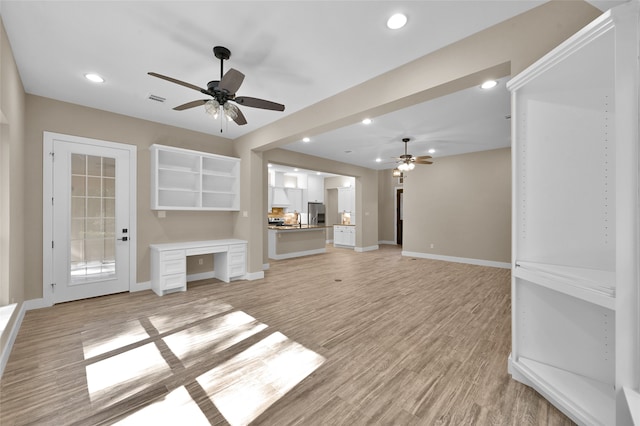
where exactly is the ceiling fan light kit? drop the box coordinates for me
[148,45,285,132]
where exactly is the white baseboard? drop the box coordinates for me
[355,245,379,253]
[401,251,510,269]
[24,298,50,310]
[269,248,326,260]
[0,303,25,379]
[131,280,151,292]
[378,240,397,245]
[244,271,265,281]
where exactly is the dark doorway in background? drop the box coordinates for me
[396,188,403,245]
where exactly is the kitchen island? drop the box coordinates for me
[268,225,327,260]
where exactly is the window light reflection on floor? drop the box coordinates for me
[163,311,267,366]
[85,342,172,406]
[81,320,150,359]
[113,386,210,426]
[197,332,326,426]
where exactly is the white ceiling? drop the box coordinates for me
[0,1,621,171]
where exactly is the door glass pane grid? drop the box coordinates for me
[70,154,116,282]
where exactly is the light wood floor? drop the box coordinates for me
[1,245,574,425]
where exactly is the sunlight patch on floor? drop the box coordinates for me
[113,386,210,425]
[85,342,172,405]
[81,319,150,359]
[197,331,326,426]
[163,311,267,366]
[148,300,233,334]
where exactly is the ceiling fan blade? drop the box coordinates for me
[235,96,285,111]
[148,72,207,93]
[415,155,433,161]
[227,103,247,125]
[415,159,433,164]
[173,100,208,111]
[219,68,245,95]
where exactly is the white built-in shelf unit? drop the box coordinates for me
[150,144,240,211]
[507,2,639,424]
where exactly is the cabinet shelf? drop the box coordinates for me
[512,357,614,426]
[151,144,240,211]
[514,261,615,309]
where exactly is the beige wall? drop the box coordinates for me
[403,148,511,263]
[24,95,238,297]
[0,15,26,355]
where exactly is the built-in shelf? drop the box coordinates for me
[150,144,240,211]
[508,2,639,423]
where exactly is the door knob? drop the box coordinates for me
[117,236,128,241]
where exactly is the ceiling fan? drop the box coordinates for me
[393,137,433,172]
[148,46,285,127]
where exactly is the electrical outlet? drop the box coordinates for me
[198,258,203,265]
[430,243,434,248]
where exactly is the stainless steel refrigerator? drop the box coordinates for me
[308,202,325,225]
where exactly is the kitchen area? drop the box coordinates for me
[267,164,356,259]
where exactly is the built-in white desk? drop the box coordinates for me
[150,239,247,296]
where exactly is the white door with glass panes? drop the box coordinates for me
[44,133,136,304]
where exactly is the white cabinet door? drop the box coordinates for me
[338,187,354,213]
[286,188,303,213]
[307,175,324,203]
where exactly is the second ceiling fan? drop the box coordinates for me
[393,137,433,172]
[148,46,285,127]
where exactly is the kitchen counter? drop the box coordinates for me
[268,226,327,259]
[268,225,329,231]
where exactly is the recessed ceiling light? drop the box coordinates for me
[387,13,407,30]
[428,149,436,154]
[375,158,382,163]
[481,80,498,89]
[362,118,372,125]
[84,73,105,83]
[302,137,311,143]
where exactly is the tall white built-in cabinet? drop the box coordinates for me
[507,2,639,425]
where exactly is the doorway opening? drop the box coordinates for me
[396,188,403,245]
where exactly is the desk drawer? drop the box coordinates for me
[186,246,226,256]
[161,273,186,291]
[160,250,185,262]
[230,264,245,277]
[229,251,245,266]
[229,244,246,254]
[161,258,185,275]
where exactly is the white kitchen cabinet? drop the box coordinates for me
[150,144,240,211]
[333,225,355,247]
[307,175,324,203]
[337,186,354,212]
[286,188,303,213]
[507,3,639,424]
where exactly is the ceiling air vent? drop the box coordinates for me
[147,94,166,103]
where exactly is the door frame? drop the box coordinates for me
[43,132,137,306]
